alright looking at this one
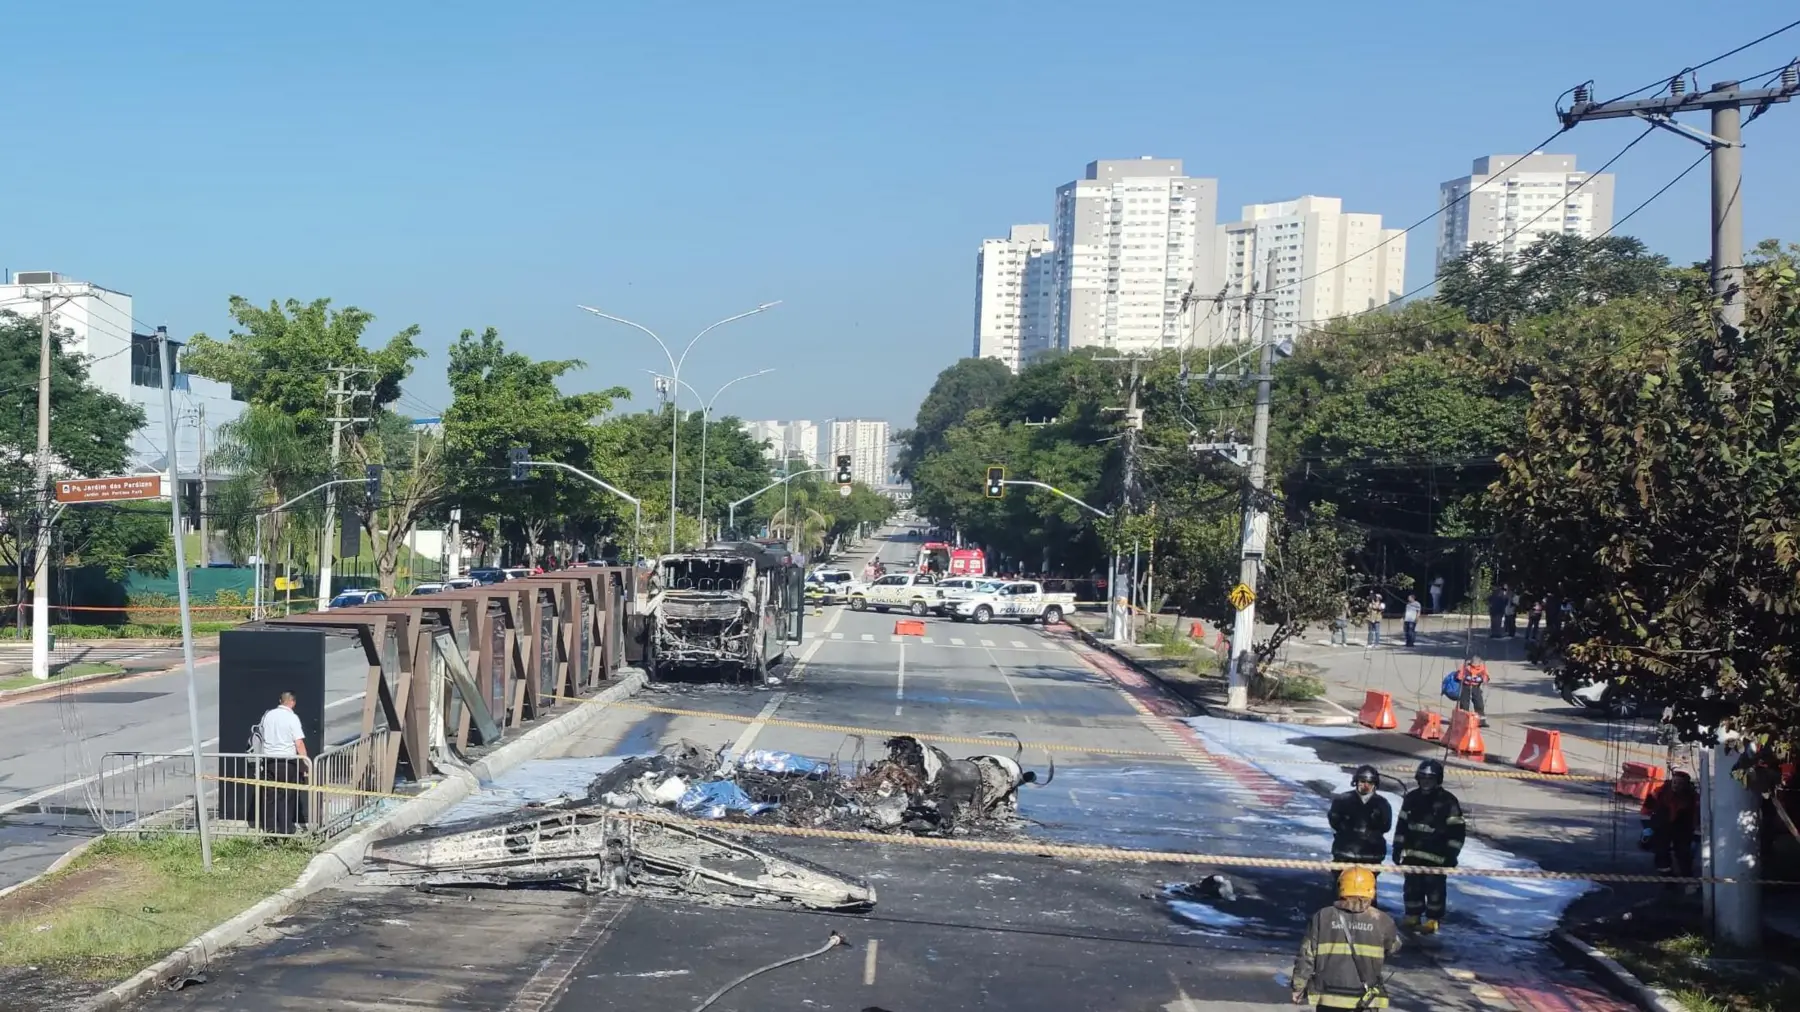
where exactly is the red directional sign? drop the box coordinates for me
[53,475,165,504]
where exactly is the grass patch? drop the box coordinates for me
[0,622,240,641]
[0,834,313,982]
[0,662,121,692]
[1588,930,1800,1012]
[1252,662,1327,702]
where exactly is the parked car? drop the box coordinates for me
[805,569,857,604]
[468,568,507,585]
[445,577,477,590]
[948,581,1073,625]
[328,588,388,609]
[503,567,534,581]
[929,576,1002,616]
[412,583,447,595]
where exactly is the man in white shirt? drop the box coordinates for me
[1403,594,1423,648]
[257,692,310,833]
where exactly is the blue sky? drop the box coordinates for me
[10,2,1799,430]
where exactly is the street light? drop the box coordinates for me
[642,368,775,541]
[577,302,781,552]
[727,468,830,541]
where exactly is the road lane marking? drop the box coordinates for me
[1010,640,1027,649]
[830,633,844,640]
[731,692,788,755]
[894,642,907,717]
[863,937,880,985]
[861,634,874,642]
[921,637,934,644]
[0,691,367,816]
[981,639,996,647]
[889,635,901,643]
[951,638,965,646]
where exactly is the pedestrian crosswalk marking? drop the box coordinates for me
[830,633,844,640]
[861,634,874,642]
[889,635,902,643]
[1010,640,1027,649]
[950,638,965,646]
[980,639,996,647]
[922,637,934,644]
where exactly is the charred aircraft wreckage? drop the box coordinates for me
[645,543,804,683]
[363,736,1052,912]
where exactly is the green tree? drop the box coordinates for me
[351,413,449,594]
[896,357,1016,480]
[443,327,628,564]
[183,297,424,436]
[1435,235,1672,325]
[0,311,159,579]
[208,406,330,570]
[1491,259,1800,751]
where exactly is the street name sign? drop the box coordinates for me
[54,475,165,504]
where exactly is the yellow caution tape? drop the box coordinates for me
[198,772,1796,886]
[547,695,1193,759]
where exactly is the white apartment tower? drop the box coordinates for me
[829,419,890,487]
[744,420,819,467]
[1052,157,1218,354]
[972,224,1055,371]
[1217,196,1406,346]
[1436,153,1615,271]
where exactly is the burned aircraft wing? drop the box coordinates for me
[364,806,876,912]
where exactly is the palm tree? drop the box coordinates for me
[768,501,830,554]
[209,406,329,567]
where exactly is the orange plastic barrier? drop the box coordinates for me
[1408,710,1444,741]
[1615,761,1666,800]
[894,620,926,637]
[1515,728,1569,775]
[1188,621,1206,639]
[1445,709,1485,758]
[1356,691,1398,730]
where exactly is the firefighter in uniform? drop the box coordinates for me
[1328,765,1393,890]
[1292,866,1401,1008]
[1392,758,1466,933]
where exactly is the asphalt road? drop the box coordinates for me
[131,530,1636,1011]
[0,640,370,890]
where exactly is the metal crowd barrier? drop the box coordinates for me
[96,730,397,841]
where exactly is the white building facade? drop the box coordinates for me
[0,273,246,549]
[743,420,819,468]
[1051,158,1218,354]
[1216,196,1406,345]
[828,419,890,487]
[972,224,1055,371]
[1436,153,1615,272]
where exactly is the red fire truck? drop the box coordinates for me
[917,541,986,577]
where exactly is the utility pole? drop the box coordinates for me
[28,285,87,681]
[157,327,215,870]
[1225,261,1278,710]
[1560,67,1796,341]
[318,366,374,611]
[1559,64,1798,951]
[1095,356,1145,641]
[196,404,208,566]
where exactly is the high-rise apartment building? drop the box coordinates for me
[1216,196,1406,345]
[829,419,890,487]
[743,420,819,467]
[1051,157,1218,354]
[972,224,1055,371]
[1436,153,1615,271]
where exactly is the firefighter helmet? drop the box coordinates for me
[1338,867,1378,900]
[1351,764,1380,787]
[1416,759,1445,786]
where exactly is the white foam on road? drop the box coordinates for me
[1181,716,1591,940]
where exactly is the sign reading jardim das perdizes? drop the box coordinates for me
[54,475,165,504]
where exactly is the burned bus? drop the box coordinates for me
[645,542,805,682]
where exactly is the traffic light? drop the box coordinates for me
[834,454,853,485]
[509,447,529,482]
[985,466,1006,498]
[364,463,383,501]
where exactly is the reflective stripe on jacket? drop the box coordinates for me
[1292,903,1401,1007]
[1394,787,1466,866]
[1328,791,1393,862]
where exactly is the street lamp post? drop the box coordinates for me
[643,368,775,541]
[253,478,363,620]
[516,461,643,565]
[727,468,829,542]
[578,303,780,552]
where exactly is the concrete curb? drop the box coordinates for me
[1549,929,1692,1012]
[0,668,138,702]
[83,668,648,1012]
[0,834,106,905]
[1065,621,1355,726]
